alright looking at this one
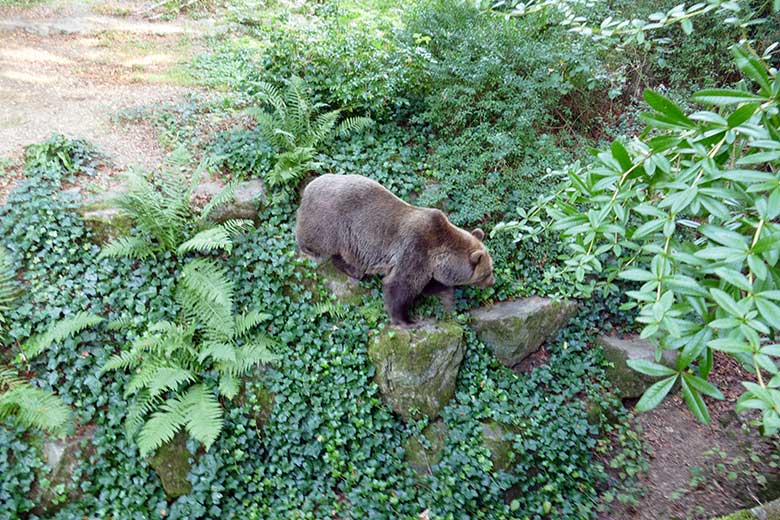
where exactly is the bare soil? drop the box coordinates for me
[603,352,780,520]
[0,0,212,197]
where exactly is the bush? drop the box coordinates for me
[401,0,609,225]
[502,43,780,431]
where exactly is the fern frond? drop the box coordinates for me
[0,384,72,436]
[125,358,166,397]
[235,310,272,338]
[99,235,156,260]
[336,116,374,138]
[225,335,278,376]
[199,182,238,223]
[148,367,196,398]
[181,384,223,452]
[313,302,349,319]
[197,341,237,364]
[101,349,140,374]
[307,110,340,147]
[177,227,233,255]
[0,248,21,327]
[0,367,25,391]
[220,219,255,237]
[125,390,164,438]
[252,81,287,118]
[218,372,239,400]
[177,260,234,338]
[106,317,133,331]
[137,394,189,456]
[23,312,104,359]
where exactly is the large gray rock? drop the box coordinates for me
[598,335,678,399]
[369,321,465,421]
[470,297,577,368]
[191,179,265,223]
[34,427,96,515]
[76,183,131,244]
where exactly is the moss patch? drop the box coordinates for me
[148,433,193,499]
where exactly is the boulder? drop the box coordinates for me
[34,426,96,515]
[148,433,194,499]
[316,258,371,305]
[404,420,449,475]
[191,179,265,223]
[481,421,520,472]
[713,496,780,519]
[76,183,131,244]
[597,335,678,399]
[470,297,577,368]
[369,321,465,421]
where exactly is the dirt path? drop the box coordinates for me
[603,353,780,519]
[0,0,214,174]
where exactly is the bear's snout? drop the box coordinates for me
[480,275,495,287]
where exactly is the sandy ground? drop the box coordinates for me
[0,0,211,174]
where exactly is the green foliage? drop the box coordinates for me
[0,248,21,341]
[242,76,372,189]
[102,258,278,456]
[99,169,253,260]
[205,125,275,179]
[23,134,100,182]
[503,44,780,432]
[401,0,607,225]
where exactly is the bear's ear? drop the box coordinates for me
[471,228,485,241]
[470,250,483,265]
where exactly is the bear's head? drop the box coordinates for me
[467,228,494,288]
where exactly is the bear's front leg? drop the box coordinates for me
[383,274,426,327]
[422,279,455,312]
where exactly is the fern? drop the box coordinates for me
[244,76,374,190]
[100,170,253,261]
[182,384,223,451]
[0,248,21,332]
[22,312,104,359]
[0,382,72,437]
[103,258,279,455]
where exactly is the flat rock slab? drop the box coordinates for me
[598,335,678,399]
[470,297,577,368]
[369,321,465,421]
[191,178,265,223]
[34,426,96,515]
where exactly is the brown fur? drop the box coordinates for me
[295,174,494,326]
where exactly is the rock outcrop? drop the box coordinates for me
[369,321,465,421]
[470,297,577,368]
[597,335,678,399]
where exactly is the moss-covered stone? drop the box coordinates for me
[711,497,780,520]
[470,297,577,368]
[598,335,678,399]
[316,258,370,305]
[369,320,465,421]
[33,426,96,515]
[191,178,265,223]
[404,420,449,475]
[481,421,521,472]
[148,433,193,499]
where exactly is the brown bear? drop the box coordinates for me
[295,174,494,326]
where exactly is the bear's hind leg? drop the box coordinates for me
[331,254,365,281]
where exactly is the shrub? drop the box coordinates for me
[500,43,780,431]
